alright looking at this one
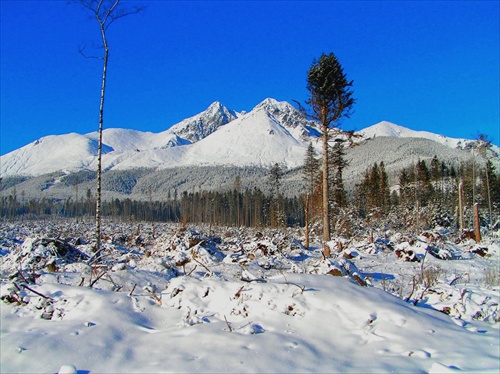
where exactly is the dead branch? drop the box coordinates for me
[234,285,245,298]
[224,315,232,332]
[404,275,417,303]
[89,267,108,288]
[146,288,162,306]
[186,264,198,277]
[278,273,305,295]
[128,283,137,297]
[17,283,52,301]
[191,257,213,276]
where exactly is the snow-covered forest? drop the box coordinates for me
[2,150,499,230]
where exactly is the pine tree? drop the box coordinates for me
[269,163,285,227]
[329,141,348,210]
[398,166,413,209]
[301,52,354,255]
[303,142,320,196]
[416,159,433,207]
[379,161,390,213]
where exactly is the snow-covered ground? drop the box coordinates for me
[1,221,498,373]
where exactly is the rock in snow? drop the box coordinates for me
[57,364,77,374]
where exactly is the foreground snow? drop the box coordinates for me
[0,222,498,373]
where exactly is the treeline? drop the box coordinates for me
[350,156,500,232]
[0,187,305,228]
[2,149,499,233]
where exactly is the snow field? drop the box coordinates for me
[0,222,499,373]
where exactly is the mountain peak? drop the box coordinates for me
[253,98,290,112]
[362,121,407,138]
[255,97,279,107]
[250,98,320,139]
[207,100,224,112]
[165,101,238,144]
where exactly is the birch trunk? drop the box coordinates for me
[94,17,109,253]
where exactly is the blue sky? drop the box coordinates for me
[1,0,499,155]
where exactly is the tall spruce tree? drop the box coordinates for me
[303,142,320,196]
[269,163,284,227]
[329,141,348,210]
[302,52,354,256]
[302,142,320,249]
[379,161,390,213]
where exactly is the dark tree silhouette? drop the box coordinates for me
[301,52,354,256]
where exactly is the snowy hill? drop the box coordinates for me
[358,121,500,172]
[0,133,110,177]
[361,121,477,149]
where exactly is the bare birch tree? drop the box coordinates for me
[76,0,143,255]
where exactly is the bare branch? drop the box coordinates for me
[102,0,119,27]
[17,283,53,301]
[74,0,145,32]
[79,45,103,60]
[106,5,145,30]
[224,315,233,332]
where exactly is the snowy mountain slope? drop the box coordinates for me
[190,100,314,168]
[0,133,111,177]
[252,98,322,140]
[181,104,307,168]
[361,121,482,150]
[111,99,320,170]
[89,101,237,152]
[86,128,177,153]
[343,136,474,188]
[1,99,498,182]
[358,121,500,171]
[0,98,318,177]
[0,101,241,177]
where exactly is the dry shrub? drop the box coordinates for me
[483,267,499,287]
[419,266,443,288]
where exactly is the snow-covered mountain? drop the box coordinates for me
[1,99,498,180]
[0,99,320,177]
[0,100,242,177]
[0,133,109,177]
[164,100,238,143]
[110,99,321,171]
[358,121,500,167]
[361,121,476,150]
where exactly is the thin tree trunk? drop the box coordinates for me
[305,194,310,250]
[322,124,331,257]
[95,23,109,253]
[485,167,492,228]
[458,180,464,232]
[474,203,481,243]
